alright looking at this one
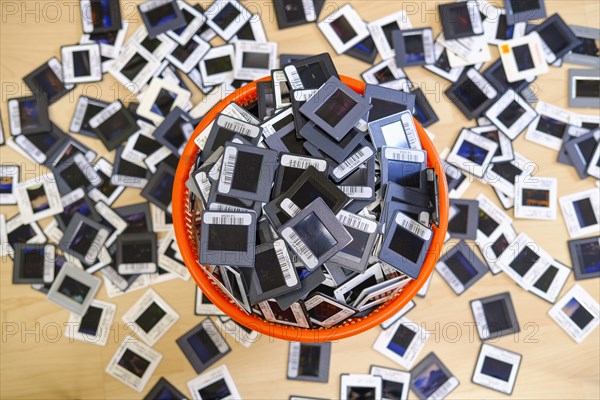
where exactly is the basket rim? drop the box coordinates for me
[172,75,449,342]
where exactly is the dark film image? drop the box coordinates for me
[163,119,191,149]
[454,78,488,112]
[122,241,153,263]
[70,224,99,255]
[574,136,598,165]
[205,56,233,75]
[90,0,113,29]
[404,34,425,63]
[272,113,294,132]
[509,246,540,276]
[121,53,147,81]
[145,2,177,28]
[27,184,49,213]
[235,20,257,41]
[445,251,478,284]
[310,299,342,322]
[448,204,469,234]
[121,211,149,233]
[330,15,356,44]
[572,37,599,56]
[298,345,321,377]
[388,160,421,188]
[27,131,59,153]
[89,30,118,45]
[151,89,177,117]
[491,162,522,184]
[281,0,306,23]
[575,78,600,98]
[373,66,395,84]
[81,103,106,133]
[382,22,398,49]
[97,111,134,141]
[341,227,370,258]
[562,297,595,329]
[443,3,473,36]
[434,48,453,72]
[207,224,248,252]
[187,327,220,363]
[242,52,270,69]
[293,212,338,258]
[198,378,231,400]
[386,324,416,356]
[72,50,91,77]
[117,157,147,178]
[93,170,118,200]
[509,0,540,12]
[58,275,91,304]
[536,115,567,139]
[413,363,449,398]
[34,67,63,99]
[172,40,199,63]
[573,198,597,228]
[368,98,408,122]
[491,234,510,257]
[482,299,512,333]
[117,348,151,378]
[0,176,13,194]
[315,89,357,128]
[18,100,41,131]
[389,226,424,263]
[382,379,404,400]
[150,172,175,207]
[521,189,550,208]
[155,386,180,400]
[497,101,526,128]
[134,135,161,155]
[8,224,36,247]
[212,3,241,30]
[297,61,327,88]
[141,37,161,53]
[495,14,515,40]
[254,248,286,292]
[512,44,535,71]
[457,141,488,166]
[577,241,600,274]
[281,131,308,155]
[478,209,499,236]
[21,247,45,278]
[231,151,264,192]
[78,305,103,336]
[135,302,166,333]
[347,386,376,400]
[538,23,569,55]
[60,163,91,189]
[224,269,244,301]
[269,300,298,323]
[201,292,215,305]
[533,265,558,293]
[478,129,502,157]
[481,356,513,382]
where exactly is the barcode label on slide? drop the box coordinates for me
[282,227,317,269]
[204,212,251,226]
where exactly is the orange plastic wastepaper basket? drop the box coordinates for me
[172,76,449,342]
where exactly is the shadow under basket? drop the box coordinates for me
[173,76,449,342]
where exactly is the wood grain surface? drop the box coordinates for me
[0,1,598,399]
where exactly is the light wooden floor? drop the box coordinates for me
[1,1,599,399]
